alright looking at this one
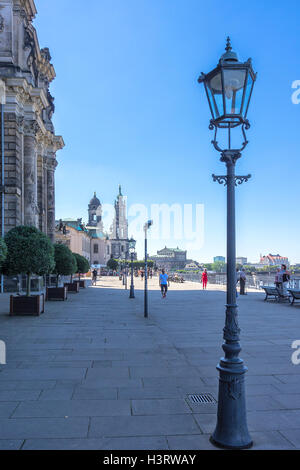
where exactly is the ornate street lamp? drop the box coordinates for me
[129,237,136,299]
[144,220,153,318]
[198,37,256,449]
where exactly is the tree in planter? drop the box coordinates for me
[70,253,78,283]
[107,258,118,271]
[73,253,90,281]
[53,244,76,287]
[5,226,55,296]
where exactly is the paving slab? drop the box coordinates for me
[0,417,89,439]
[131,399,192,415]
[12,399,131,418]
[22,436,169,450]
[89,415,201,438]
[0,440,23,450]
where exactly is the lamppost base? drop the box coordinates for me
[210,360,253,449]
[129,287,135,299]
[209,436,253,450]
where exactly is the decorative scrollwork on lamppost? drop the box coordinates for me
[198,37,257,449]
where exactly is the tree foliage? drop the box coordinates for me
[107,258,118,271]
[53,244,76,284]
[212,261,226,273]
[0,237,7,269]
[73,253,90,274]
[4,226,55,296]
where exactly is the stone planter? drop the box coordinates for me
[46,287,67,301]
[10,294,45,316]
[64,282,79,293]
[77,280,86,288]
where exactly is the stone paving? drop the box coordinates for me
[0,276,300,450]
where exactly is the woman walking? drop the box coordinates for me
[201,268,208,289]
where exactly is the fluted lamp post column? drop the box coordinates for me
[198,37,256,449]
[129,237,136,299]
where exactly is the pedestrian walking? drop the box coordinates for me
[279,264,290,297]
[159,269,168,298]
[141,270,144,281]
[201,268,208,289]
[92,268,97,286]
[239,268,247,295]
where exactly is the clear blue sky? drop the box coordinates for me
[34,0,300,263]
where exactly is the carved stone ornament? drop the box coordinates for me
[24,120,40,137]
[0,15,4,33]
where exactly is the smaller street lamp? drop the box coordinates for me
[144,220,153,318]
[129,237,136,299]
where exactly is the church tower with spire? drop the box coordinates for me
[88,192,103,231]
[111,185,128,240]
[109,185,129,259]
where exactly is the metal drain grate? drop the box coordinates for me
[187,394,217,404]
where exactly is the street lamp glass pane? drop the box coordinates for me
[205,83,217,118]
[208,72,223,117]
[223,69,246,115]
[242,72,253,117]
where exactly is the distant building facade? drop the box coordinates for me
[55,219,91,262]
[152,246,187,270]
[0,1,64,240]
[260,253,289,267]
[56,187,130,266]
[214,256,225,263]
[236,257,247,265]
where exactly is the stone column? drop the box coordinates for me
[23,120,39,227]
[46,157,57,242]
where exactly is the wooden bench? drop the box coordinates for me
[287,289,300,306]
[261,285,290,303]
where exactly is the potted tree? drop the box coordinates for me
[0,237,7,274]
[73,253,90,288]
[46,244,74,301]
[64,253,79,292]
[5,226,55,316]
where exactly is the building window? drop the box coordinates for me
[94,244,98,254]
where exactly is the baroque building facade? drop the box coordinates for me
[0,0,64,240]
[55,187,130,267]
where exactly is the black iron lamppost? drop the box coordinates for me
[144,220,153,318]
[124,251,128,290]
[198,37,256,449]
[129,237,136,299]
